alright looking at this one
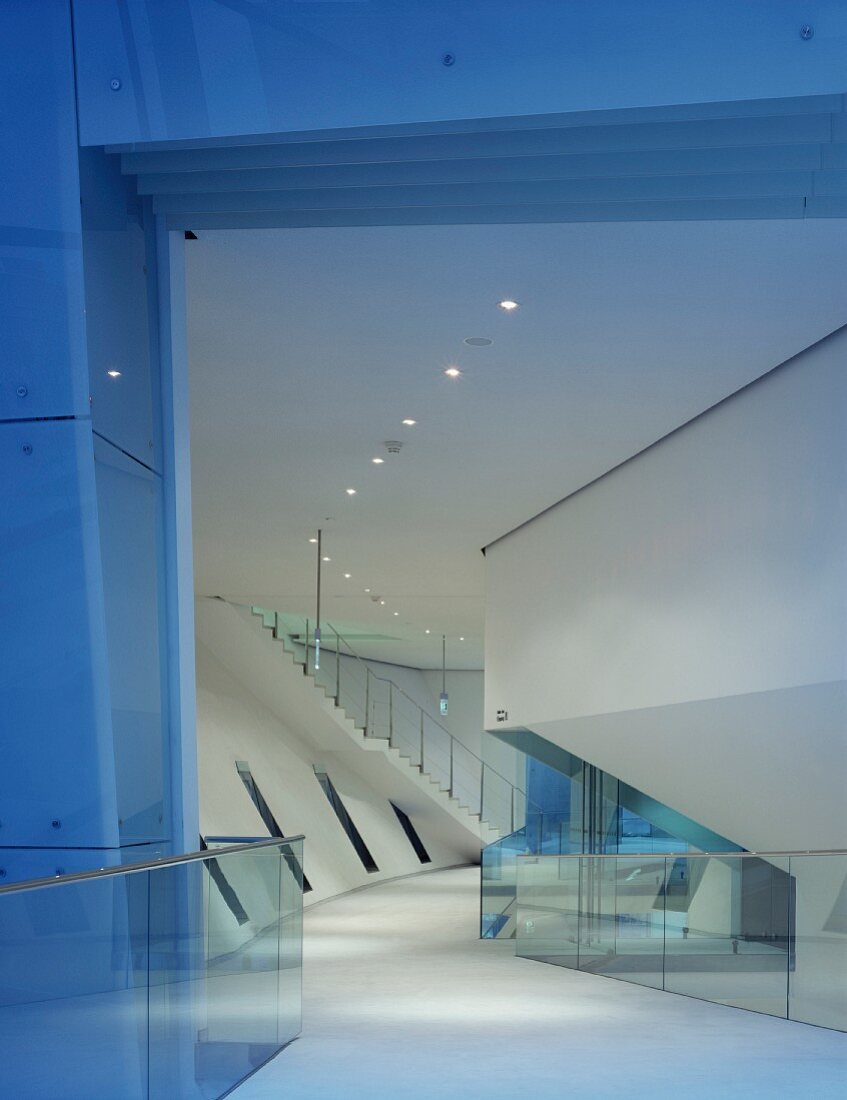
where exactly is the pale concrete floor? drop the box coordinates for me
[235,866,846,1100]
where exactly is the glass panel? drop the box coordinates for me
[481,767,514,835]
[0,839,303,1099]
[663,854,790,1017]
[515,854,581,966]
[336,654,368,730]
[510,852,846,1031]
[422,717,451,790]
[148,843,299,1098]
[480,827,527,939]
[789,853,847,1030]
[390,690,422,765]
[0,873,149,1100]
[367,676,392,741]
[585,856,666,988]
[452,742,482,815]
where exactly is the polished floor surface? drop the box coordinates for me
[235,866,846,1099]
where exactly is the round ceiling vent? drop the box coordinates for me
[384,440,403,454]
[463,336,493,346]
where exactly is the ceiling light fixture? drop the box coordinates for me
[425,629,431,635]
[372,457,384,464]
[402,418,417,426]
[498,299,520,312]
[379,599,386,606]
[107,370,121,378]
[459,636,465,641]
[344,573,351,579]
[309,538,318,544]
[322,556,331,562]
[444,367,461,378]
[393,611,399,616]
[345,488,357,496]
[463,337,492,347]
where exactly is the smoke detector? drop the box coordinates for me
[384,440,403,454]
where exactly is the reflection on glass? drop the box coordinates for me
[515,851,846,1033]
[0,838,304,1099]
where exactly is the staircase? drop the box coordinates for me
[209,603,530,849]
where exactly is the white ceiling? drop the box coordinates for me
[187,218,847,669]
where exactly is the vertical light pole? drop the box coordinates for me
[315,529,322,671]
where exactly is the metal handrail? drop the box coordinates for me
[518,848,847,859]
[0,836,305,896]
[324,619,534,802]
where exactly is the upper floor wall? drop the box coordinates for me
[72,1,847,146]
[483,325,847,849]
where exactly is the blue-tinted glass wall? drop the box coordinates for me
[0,3,193,882]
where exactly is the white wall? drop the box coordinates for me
[485,327,847,851]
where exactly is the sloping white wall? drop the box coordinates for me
[194,602,484,902]
[485,327,847,851]
[196,639,470,907]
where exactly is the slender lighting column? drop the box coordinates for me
[315,529,322,671]
[440,634,449,716]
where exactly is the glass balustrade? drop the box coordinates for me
[0,837,304,1099]
[514,850,847,1032]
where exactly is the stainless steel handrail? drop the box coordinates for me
[518,848,847,859]
[0,836,305,896]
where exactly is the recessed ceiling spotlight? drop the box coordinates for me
[345,488,357,496]
[463,337,493,347]
[444,367,461,378]
[459,636,465,641]
[309,538,318,544]
[379,599,386,606]
[322,556,331,562]
[393,611,399,616]
[344,573,352,579]
[425,629,431,635]
[372,457,384,464]
[402,418,417,426]
[498,299,520,312]
[107,370,122,378]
